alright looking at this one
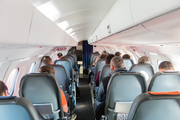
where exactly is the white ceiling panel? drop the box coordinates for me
[27,0,117,41]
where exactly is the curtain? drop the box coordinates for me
[83,41,93,69]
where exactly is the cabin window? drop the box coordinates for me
[6,68,19,95]
[29,62,36,73]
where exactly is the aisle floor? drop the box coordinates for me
[75,76,95,120]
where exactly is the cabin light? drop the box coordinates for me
[37,1,60,21]
[58,21,69,30]
[38,54,44,57]
[149,52,158,55]
[20,57,30,62]
[66,28,73,34]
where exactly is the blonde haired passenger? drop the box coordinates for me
[138,56,150,64]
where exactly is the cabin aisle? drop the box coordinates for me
[75,75,95,120]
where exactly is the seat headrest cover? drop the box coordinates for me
[147,91,180,95]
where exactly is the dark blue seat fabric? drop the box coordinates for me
[105,72,147,120]
[148,72,180,92]
[127,93,180,120]
[0,96,39,120]
[130,63,155,81]
[19,73,65,119]
[54,60,73,79]
[123,59,134,70]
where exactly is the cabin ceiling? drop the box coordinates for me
[27,0,117,41]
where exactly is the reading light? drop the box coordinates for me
[37,1,60,21]
[66,28,73,34]
[58,21,69,30]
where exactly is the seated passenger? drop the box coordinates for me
[138,56,150,64]
[147,61,175,86]
[41,56,54,65]
[95,54,114,86]
[95,56,127,120]
[122,54,131,59]
[57,53,63,59]
[115,52,121,56]
[38,66,69,113]
[0,81,8,96]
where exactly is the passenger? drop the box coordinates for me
[57,53,63,59]
[59,56,68,61]
[0,81,8,96]
[147,61,175,86]
[122,54,131,59]
[102,50,107,55]
[94,51,100,54]
[95,54,115,86]
[95,56,127,120]
[115,52,121,56]
[138,56,150,64]
[41,56,54,65]
[38,66,69,113]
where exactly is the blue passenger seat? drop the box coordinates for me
[148,71,180,92]
[123,59,134,70]
[19,73,65,120]
[0,96,40,120]
[127,92,180,120]
[130,63,155,81]
[99,64,111,83]
[103,72,147,120]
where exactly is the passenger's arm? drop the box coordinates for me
[96,82,105,102]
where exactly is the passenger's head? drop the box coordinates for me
[102,50,107,54]
[57,53,63,58]
[41,56,53,65]
[39,66,55,75]
[100,54,107,59]
[94,51,100,54]
[138,56,150,64]
[115,52,121,56]
[110,56,125,71]
[158,61,175,72]
[105,54,115,64]
[0,81,8,96]
[122,54,131,59]
[60,56,68,61]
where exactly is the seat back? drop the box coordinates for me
[123,59,134,70]
[69,53,77,66]
[19,73,64,119]
[90,53,99,66]
[92,55,99,66]
[66,55,75,68]
[49,65,69,92]
[105,72,147,120]
[99,64,111,82]
[148,72,180,92]
[127,93,180,120]
[0,96,39,120]
[93,59,105,81]
[130,63,155,80]
[54,60,73,79]
[66,56,74,68]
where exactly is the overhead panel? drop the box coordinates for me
[0,0,33,45]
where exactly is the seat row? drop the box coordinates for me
[0,53,79,120]
[89,53,180,120]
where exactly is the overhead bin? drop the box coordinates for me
[28,8,77,46]
[88,0,180,45]
[0,0,33,45]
